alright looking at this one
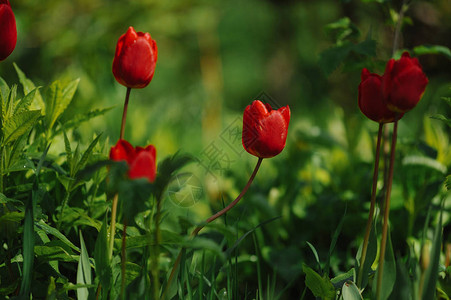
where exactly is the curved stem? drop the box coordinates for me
[191,157,263,236]
[162,157,263,299]
[376,119,398,300]
[120,87,131,140]
[357,123,383,288]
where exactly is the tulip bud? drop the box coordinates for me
[112,27,158,89]
[382,52,428,113]
[358,68,401,123]
[0,0,17,61]
[242,100,290,158]
[110,139,157,182]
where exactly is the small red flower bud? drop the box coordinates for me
[382,52,428,113]
[242,100,290,158]
[112,27,158,89]
[0,0,17,61]
[358,68,401,123]
[110,139,157,182]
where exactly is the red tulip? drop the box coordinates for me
[358,68,401,123]
[112,27,158,89]
[110,139,157,182]
[382,52,428,113]
[0,0,17,61]
[242,100,290,158]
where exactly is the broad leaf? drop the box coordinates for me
[303,264,336,300]
[2,110,41,145]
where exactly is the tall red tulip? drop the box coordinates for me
[242,100,290,158]
[112,27,158,89]
[110,139,157,183]
[358,68,401,123]
[382,52,428,113]
[0,0,17,61]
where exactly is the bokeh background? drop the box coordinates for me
[1,0,451,297]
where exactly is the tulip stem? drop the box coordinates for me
[120,87,131,140]
[357,123,383,288]
[392,0,408,56]
[162,157,263,299]
[120,219,128,300]
[376,119,398,300]
[108,194,119,260]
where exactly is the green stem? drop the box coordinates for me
[357,123,383,288]
[162,157,263,299]
[121,219,128,300]
[108,194,119,260]
[151,195,162,300]
[191,157,263,236]
[376,119,398,300]
[120,88,131,140]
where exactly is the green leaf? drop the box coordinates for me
[413,45,451,60]
[44,79,80,130]
[19,197,34,297]
[13,88,40,115]
[13,63,45,112]
[341,281,363,300]
[34,220,80,252]
[421,201,444,299]
[77,231,92,300]
[303,264,336,300]
[402,155,447,174]
[54,106,115,136]
[318,39,376,75]
[445,175,450,191]
[356,219,377,289]
[34,243,78,263]
[373,230,396,300]
[0,77,9,101]
[63,130,73,174]
[325,206,346,276]
[306,241,322,273]
[331,268,355,289]
[74,133,102,175]
[430,114,451,128]
[94,217,112,296]
[2,110,41,145]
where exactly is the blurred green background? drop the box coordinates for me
[1,0,451,297]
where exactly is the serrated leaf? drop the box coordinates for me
[445,175,450,191]
[63,130,73,172]
[45,79,79,130]
[54,106,115,136]
[0,77,9,101]
[303,263,336,300]
[14,63,45,112]
[431,114,451,128]
[1,85,17,122]
[74,133,102,175]
[77,231,92,300]
[14,88,40,115]
[2,110,41,145]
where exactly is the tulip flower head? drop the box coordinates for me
[242,100,290,158]
[358,68,401,123]
[382,52,428,113]
[110,139,157,183]
[0,0,17,61]
[112,27,158,89]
